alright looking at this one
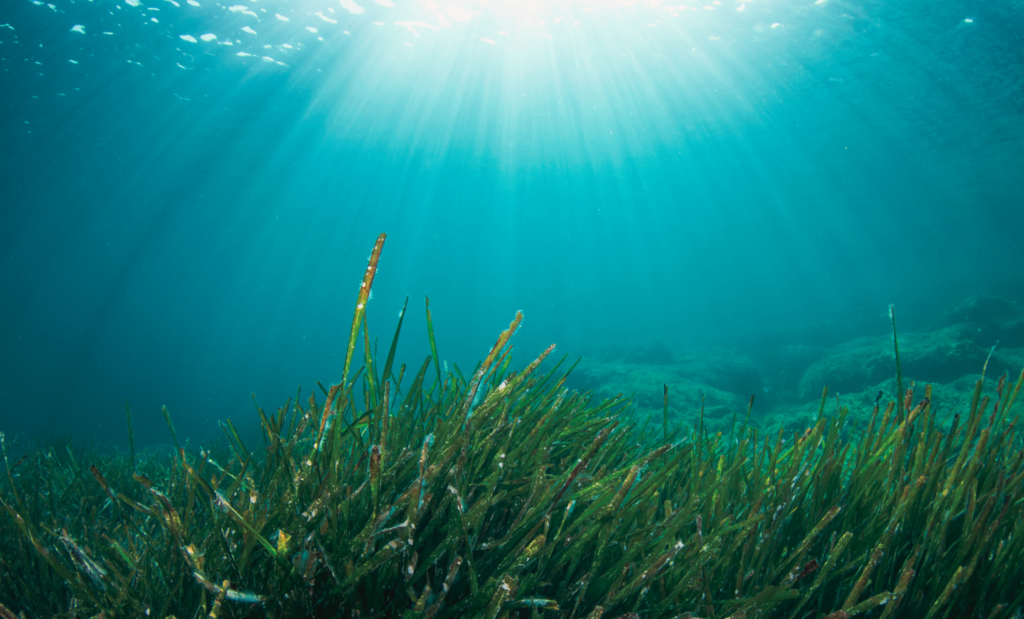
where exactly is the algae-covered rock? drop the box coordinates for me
[580,344,764,396]
[797,325,1004,399]
[672,348,765,396]
[928,296,1024,347]
[993,347,1024,375]
[572,298,1024,438]
[568,349,753,432]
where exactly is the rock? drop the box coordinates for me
[797,325,1004,399]
[584,343,764,394]
[566,299,1024,439]
[928,297,1024,347]
[566,354,751,433]
[672,348,765,397]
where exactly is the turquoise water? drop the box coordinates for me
[1,0,1022,446]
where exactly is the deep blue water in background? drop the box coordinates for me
[1,0,1022,448]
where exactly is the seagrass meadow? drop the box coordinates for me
[2,235,1024,619]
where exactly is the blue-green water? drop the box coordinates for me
[1,0,1022,447]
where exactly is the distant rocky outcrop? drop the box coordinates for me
[567,344,763,433]
[567,297,1024,435]
[928,297,1024,346]
[798,298,1024,399]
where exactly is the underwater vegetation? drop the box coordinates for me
[2,234,1024,619]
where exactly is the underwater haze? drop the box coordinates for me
[1,0,1023,448]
